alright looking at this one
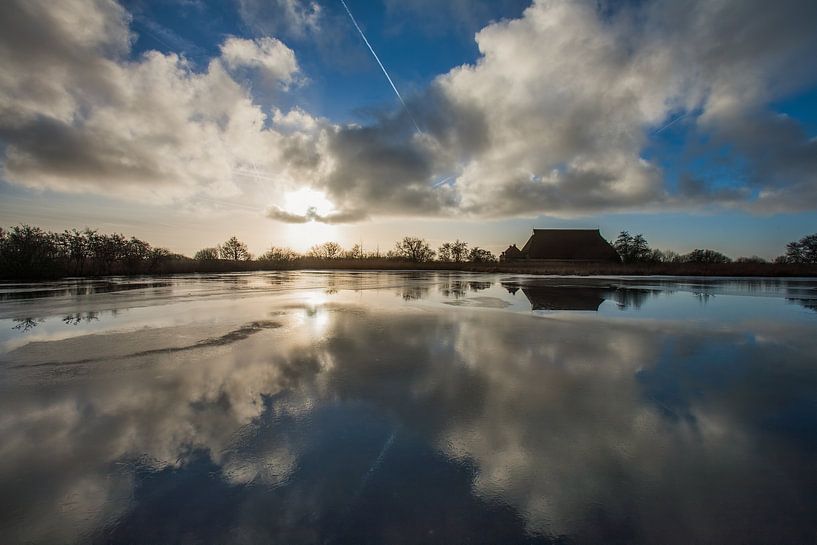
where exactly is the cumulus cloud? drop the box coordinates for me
[306,0,817,217]
[0,0,132,122]
[1,0,816,220]
[220,36,300,87]
[0,0,315,203]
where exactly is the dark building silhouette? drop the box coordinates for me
[502,280,654,311]
[501,244,523,260]
[521,286,605,311]
[500,229,620,263]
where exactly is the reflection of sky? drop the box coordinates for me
[0,273,816,544]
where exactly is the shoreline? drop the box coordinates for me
[2,260,816,282]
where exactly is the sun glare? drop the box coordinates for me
[280,188,340,250]
[283,188,334,217]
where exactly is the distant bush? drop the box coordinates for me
[645,248,681,263]
[194,247,219,260]
[736,256,767,264]
[680,249,732,264]
[259,246,300,263]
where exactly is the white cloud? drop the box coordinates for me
[220,36,300,87]
[1,0,816,221]
[307,0,817,218]
[0,0,317,204]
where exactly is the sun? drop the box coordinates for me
[283,188,334,217]
[279,188,340,251]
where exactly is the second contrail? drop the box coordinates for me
[339,0,422,134]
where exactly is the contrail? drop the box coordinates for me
[339,0,422,134]
[432,175,455,188]
[653,112,690,134]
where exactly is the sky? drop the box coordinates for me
[0,0,816,258]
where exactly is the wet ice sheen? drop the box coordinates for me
[0,272,815,544]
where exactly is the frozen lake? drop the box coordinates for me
[1,272,816,544]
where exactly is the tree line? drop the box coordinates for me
[0,225,176,279]
[193,237,498,264]
[0,227,498,279]
[1,225,816,279]
[611,231,817,264]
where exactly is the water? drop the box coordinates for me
[1,272,815,544]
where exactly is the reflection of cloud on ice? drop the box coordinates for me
[309,308,817,542]
[221,447,297,486]
[1,301,815,543]
[0,318,317,543]
[437,314,816,541]
[443,315,664,536]
[0,399,134,544]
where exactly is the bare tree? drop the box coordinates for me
[58,229,92,275]
[440,240,476,262]
[394,237,435,262]
[646,248,681,263]
[1,225,56,276]
[468,247,496,263]
[308,242,343,259]
[218,236,251,261]
[614,231,652,263]
[147,247,172,271]
[438,242,453,261]
[451,240,468,262]
[345,243,364,259]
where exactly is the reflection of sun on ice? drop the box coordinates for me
[280,188,340,251]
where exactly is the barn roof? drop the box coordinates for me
[520,229,620,261]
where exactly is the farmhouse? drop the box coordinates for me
[500,229,621,263]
